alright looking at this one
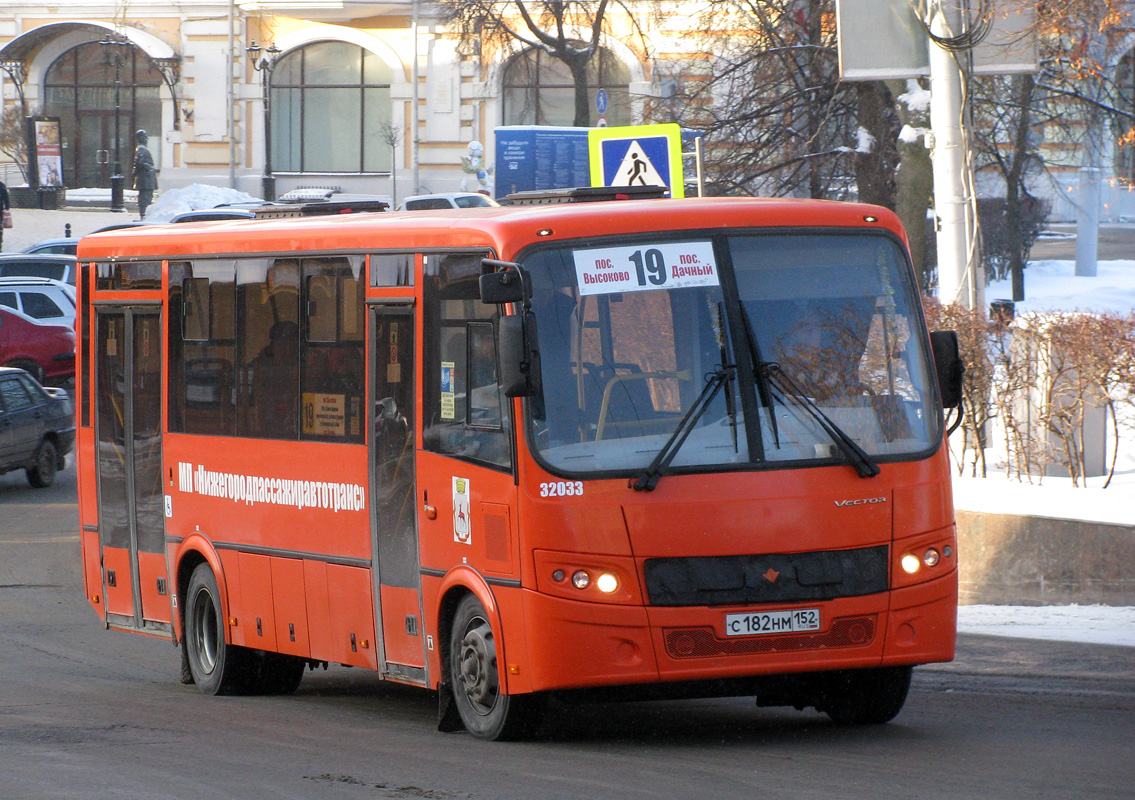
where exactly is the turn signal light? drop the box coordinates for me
[571,570,591,589]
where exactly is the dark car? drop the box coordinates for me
[22,237,80,256]
[0,305,76,386]
[0,253,78,285]
[0,366,74,487]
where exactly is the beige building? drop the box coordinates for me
[0,1,686,202]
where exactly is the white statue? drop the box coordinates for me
[460,140,493,194]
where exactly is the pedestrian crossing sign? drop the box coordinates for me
[589,123,684,199]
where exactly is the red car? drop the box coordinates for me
[0,305,75,385]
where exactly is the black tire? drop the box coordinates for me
[819,666,913,725]
[184,563,253,695]
[26,439,57,488]
[448,594,545,740]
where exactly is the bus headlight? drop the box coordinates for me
[571,570,591,589]
[923,548,940,568]
[596,573,619,593]
[900,553,922,575]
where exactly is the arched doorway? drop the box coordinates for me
[502,45,631,127]
[43,41,162,188]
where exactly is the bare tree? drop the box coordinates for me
[437,0,625,127]
[969,0,1131,301]
[0,106,32,183]
[669,0,858,198]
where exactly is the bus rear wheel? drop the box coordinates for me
[448,594,544,740]
[184,563,253,695]
[818,665,912,725]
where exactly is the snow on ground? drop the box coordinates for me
[957,604,1135,647]
[986,257,1135,316]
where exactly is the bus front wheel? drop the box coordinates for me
[819,665,912,725]
[448,594,544,740]
[184,563,252,695]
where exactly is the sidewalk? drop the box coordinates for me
[1,205,144,253]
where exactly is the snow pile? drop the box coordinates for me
[957,604,1135,647]
[143,184,262,223]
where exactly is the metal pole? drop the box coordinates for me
[228,0,237,189]
[412,0,420,194]
[262,65,275,201]
[110,45,125,213]
[928,0,973,308]
[1075,37,1105,278]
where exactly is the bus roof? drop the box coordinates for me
[75,197,906,262]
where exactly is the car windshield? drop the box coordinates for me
[0,261,68,282]
[521,231,939,477]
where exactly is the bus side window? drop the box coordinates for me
[300,256,365,443]
[238,258,300,440]
[423,253,511,470]
[169,260,237,436]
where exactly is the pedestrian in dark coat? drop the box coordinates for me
[133,130,157,218]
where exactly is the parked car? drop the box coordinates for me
[0,366,74,487]
[0,253,77,285]
[21,237,80,256]
[0,276,76,330]
[397,192,499,211]
[0,306,76,385]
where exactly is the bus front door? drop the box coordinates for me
[94,307,171,635]
[370,305,427,684]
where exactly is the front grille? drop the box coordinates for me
[664,615,876,659]
[644,545,888,607]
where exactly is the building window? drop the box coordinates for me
[271,41,392,173]
[502,46,631,127]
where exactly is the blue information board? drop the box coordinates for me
[494,126,591,196]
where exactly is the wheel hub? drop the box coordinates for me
[458,620,498,714]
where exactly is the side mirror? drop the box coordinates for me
[929,330,964,409]
[479,260,530,304]
[498,313,541,398]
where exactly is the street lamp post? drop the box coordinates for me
[99,35,129,213]
[246,41,281,202]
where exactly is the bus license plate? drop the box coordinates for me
[724,608,821,637]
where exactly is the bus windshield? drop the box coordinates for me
[522,231,939,477]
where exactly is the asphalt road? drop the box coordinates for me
[3,462,1134,800]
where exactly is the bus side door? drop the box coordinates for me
[94,306,171,635]
[371,303,427,683]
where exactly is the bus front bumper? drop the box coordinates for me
[516,571,956,694]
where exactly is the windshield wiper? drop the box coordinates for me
[630,364,736,492]
[737,305,779,448]
[760,362,881,479]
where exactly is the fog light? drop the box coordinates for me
[596,573,618,593]
[571,570,591,589]
[901,554,921,574]
[923,548,941,568]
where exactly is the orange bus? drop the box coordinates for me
[75,193,963,740]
